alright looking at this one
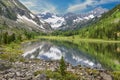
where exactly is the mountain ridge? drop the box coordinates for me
[0,0,52,33]
[37,7,108,30]
[78,4,120,40]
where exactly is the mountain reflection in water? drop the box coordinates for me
[22,41,102,69]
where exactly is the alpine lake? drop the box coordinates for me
[22,39,120,71]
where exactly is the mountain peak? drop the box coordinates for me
[89,7,108,17]
[37,12,65,29]
[38,12,55,19]
[0,0,52,32]
[37,7,108,30]
[93,7,108,13]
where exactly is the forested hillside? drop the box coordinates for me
[51,4,120,40]
[78,4,120,40]
[0,21,41,44]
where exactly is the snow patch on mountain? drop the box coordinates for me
[73,15,94,23]
[37,7,108,30]
[44,15,65,28]
[40,19,46,24]
[89,15,94,19]
[17,14,37,25]
[17,14,45,29]
[73,17,83,23]
[37,12,66,29]
[83,15,95,20]
[30,13,35,18]
[13,0,18,6]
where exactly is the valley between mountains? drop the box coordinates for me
[0,0,120,80]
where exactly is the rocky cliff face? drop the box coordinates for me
[0,0,52,32]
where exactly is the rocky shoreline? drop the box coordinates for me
[0,59,113,80]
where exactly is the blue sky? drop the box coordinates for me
[19,0,120,14]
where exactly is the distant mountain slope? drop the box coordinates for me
[37,7,108,30]
[38,12,65,29]
[0,0,52,33]
[61,7,108,30]
[79,4,120,40]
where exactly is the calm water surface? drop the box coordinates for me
[22,40,120,70]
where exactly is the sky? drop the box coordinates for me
[19,0,120,14]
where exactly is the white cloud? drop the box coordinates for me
[19,0,58,14]
[67,0,93,12]
[22,1,36,7]
[94,0,120,6]
[19,0,120,14]
[39,2,57,14]
[67,0,120,12]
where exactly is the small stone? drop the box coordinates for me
[100,72,112,80]
[8,78,16,80]
[16,72,21,77]
[35,73,48,80]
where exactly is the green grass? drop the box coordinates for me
[0,37,43,62]
[112,71,120,80]
[38,36,120,43]
[34,70,79,80]
[0,42,23,62]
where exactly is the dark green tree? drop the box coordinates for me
[17,34,22,41]
[3,32,8,44]
[0,34,2,44]
[59,56,66,76]
[11,33,16,42]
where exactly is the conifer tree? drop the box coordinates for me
[59,56,66,76]
[3,32,8,44]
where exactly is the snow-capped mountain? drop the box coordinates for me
[37,12,65,29]
[37,7,108,30]
[90,7,108,17]
[0,0,52,32]
[63,7,108,28]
